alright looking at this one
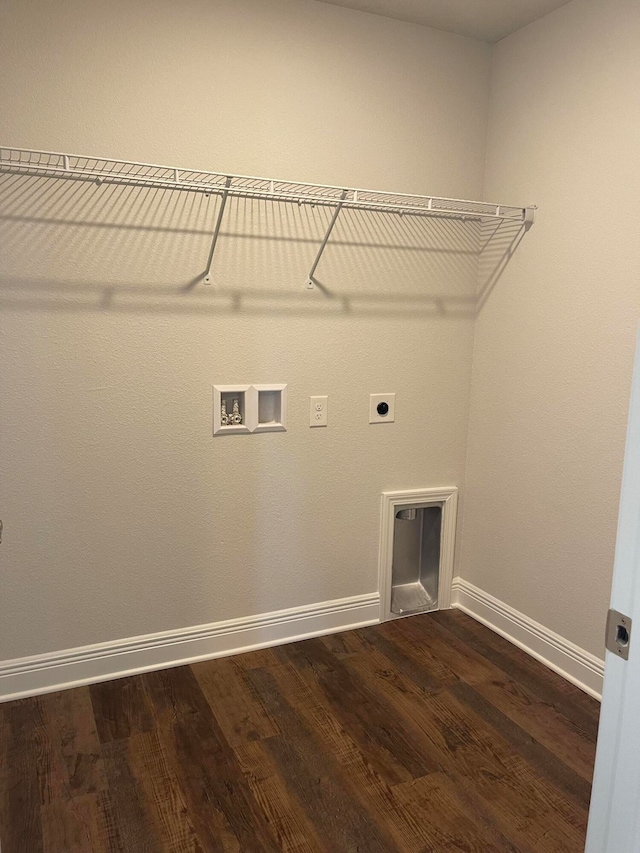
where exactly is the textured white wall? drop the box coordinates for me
[460,0,640,656]
[0,0,490,658]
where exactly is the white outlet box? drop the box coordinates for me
[310,395,328,427]
[213,385,287,434]
[213,385,253,435]
[254,384,287,433]
[369,393,395,423]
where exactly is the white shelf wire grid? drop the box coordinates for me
[0,146,533,224]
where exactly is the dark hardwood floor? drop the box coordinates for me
[0,609,599,852]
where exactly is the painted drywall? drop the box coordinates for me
[460,0,640,657]
[0,0,490,659]
[316,0,574,43]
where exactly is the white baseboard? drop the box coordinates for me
[0,592,380,703]
[1,580,604,703]
[451,578,604,700]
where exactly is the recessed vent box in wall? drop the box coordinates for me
[378,488,458,622]
[391,506,441,615]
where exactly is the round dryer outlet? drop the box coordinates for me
[369,393,395,423]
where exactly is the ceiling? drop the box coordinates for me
[314,0,572,42]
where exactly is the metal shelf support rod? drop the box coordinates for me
[306,190,347,289]
[203,176,232,285]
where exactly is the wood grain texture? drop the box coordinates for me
[1,698,45,853]
[0,612,599,852]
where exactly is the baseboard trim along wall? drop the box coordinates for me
[0,580,605,703]
[0,592,380,703]
[451,577,605,700]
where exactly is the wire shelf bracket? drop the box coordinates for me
[0,145,537,288]
[306,189,347,290]
[203,175,231,285]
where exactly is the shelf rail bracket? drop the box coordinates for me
[306,189,347,289]
[203,176,232,284]
[524,206,537,230]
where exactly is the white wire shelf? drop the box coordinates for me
[0,145,536,287]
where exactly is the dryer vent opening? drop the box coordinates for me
[380,487,457,622]
[391,504,442,616]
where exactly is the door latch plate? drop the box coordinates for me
[606,609,632,660]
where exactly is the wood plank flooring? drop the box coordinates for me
[0,610,600,852]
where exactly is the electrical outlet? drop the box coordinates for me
[310,396,328,427]
[369,393,395,423]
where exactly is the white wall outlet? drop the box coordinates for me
[310,395,328,427]
[369,393,395,423]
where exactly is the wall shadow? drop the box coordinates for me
[476,218,531,311]
[0,173,529,318]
